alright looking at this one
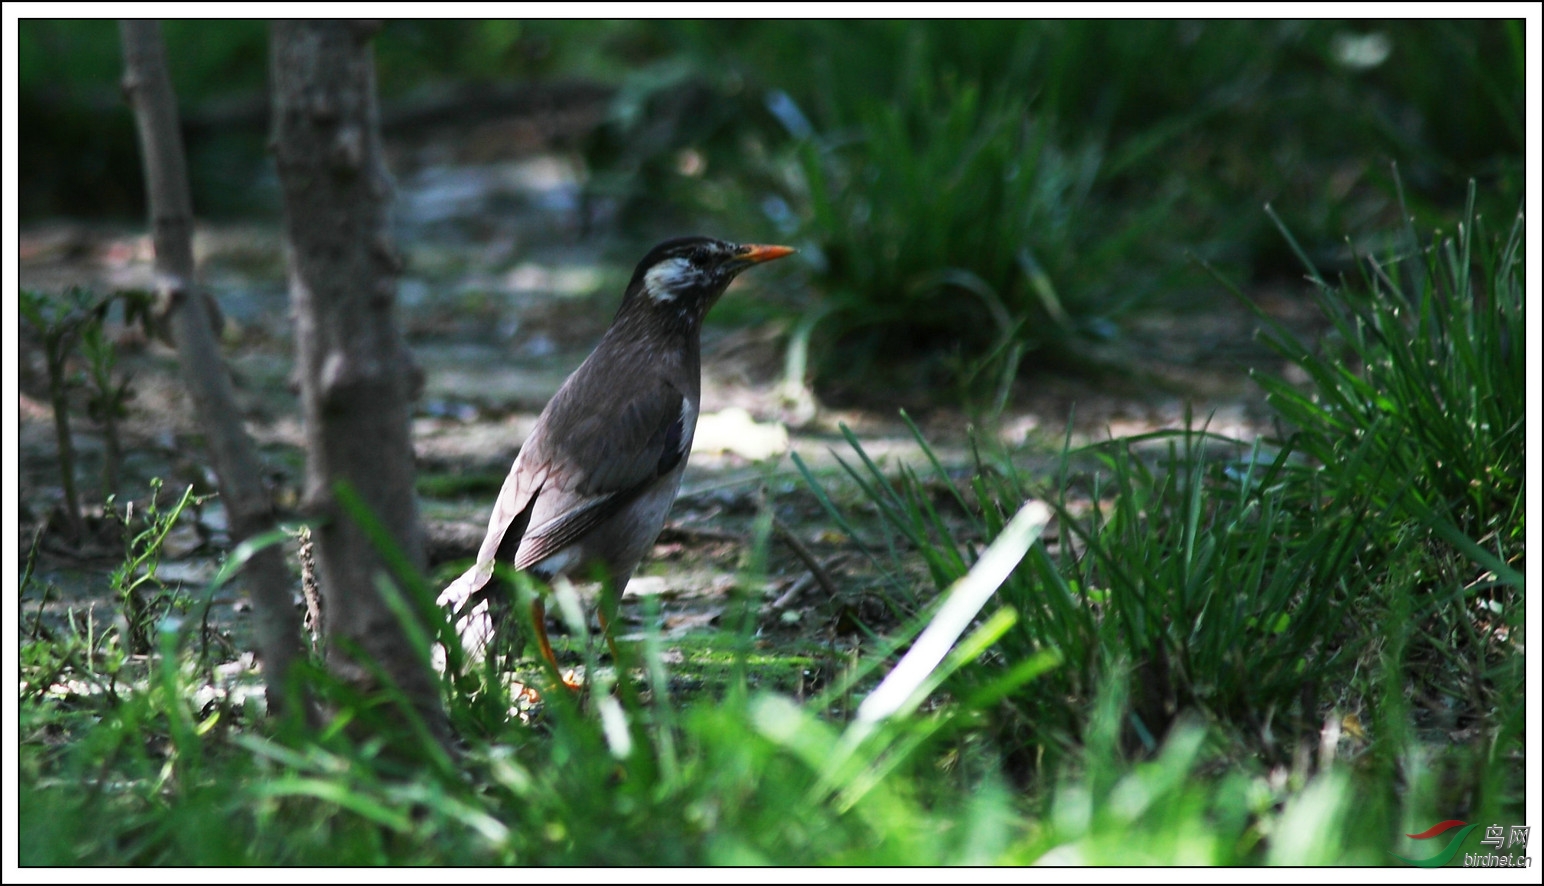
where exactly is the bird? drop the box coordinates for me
[437,236,795,684]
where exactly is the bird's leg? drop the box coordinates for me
[596,602,622,666]
[594,575,627,666]
[531,597,581,692]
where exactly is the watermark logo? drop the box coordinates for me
[1393,820,1531,868]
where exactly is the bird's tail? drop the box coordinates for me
[432,559,498,672]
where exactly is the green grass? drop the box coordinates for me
[800,414,1381,773]
[20,191,1524,864]
[779,76,1145,392]
[1250,181,1524,583]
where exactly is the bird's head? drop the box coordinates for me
[620,236,795,325]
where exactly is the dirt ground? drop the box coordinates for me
[15,134,1328,700]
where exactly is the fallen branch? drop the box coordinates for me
[772,516,842,602]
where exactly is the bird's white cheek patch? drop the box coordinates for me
[644,257,696,302]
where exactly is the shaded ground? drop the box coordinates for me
[16,124,1328,702]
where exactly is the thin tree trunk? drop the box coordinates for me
[269,20,445,742]
[118,20,307,719]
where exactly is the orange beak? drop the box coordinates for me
[736,243,796,265]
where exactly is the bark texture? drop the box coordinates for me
[269,21,444,739]
[118,20,307,717]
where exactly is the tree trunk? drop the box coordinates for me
[269,20,445,741]
[118,20,307,719]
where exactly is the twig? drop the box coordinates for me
[767,573,815,611]
[772,516,841,601]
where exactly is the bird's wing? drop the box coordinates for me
[442,357,692,610]
[510,373,691,571]
[437,445,549,608]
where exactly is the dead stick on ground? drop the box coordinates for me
[767,573,815,612]
[771,516,841,601]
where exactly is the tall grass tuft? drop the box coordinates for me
[770,65,1170,397]
[1233,184,1526,798]
[1250,183,1524,589]
[799,414,1377,775]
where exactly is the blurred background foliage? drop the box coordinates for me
[18,19,1524,389]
